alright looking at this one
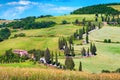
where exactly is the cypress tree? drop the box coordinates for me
[82,26,85,34]
[65,57,75,70]
[86,26,89,34]
[64,46,70,56]
[92,43,97,55]
[86,34,89,44]
[81,47,86,56]
[69,36,73,45]
[51,51,54,63]
[75,19,79,24]
[82,18,86,26]
[90,43,93,55]
[71,47,75,57]
[59,51,61,56]
[95,17,98,22]
[87,48,90,57]
[79,61,82,71]
[44,48,51,63]
[55,52,58,64]
[79,29,83,39]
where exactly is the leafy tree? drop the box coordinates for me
[44,48,51,63]
[79,61,82,71]
[0,28,11,41]
[65,57,75,70]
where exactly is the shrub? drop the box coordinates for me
[108,39,111,43]
[115,68,120,73]
[62,20,68,24]
[104,39,111,43]
[14,33,26,38]
[104,39,108,43]
[101,70,111,73]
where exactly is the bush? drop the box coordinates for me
[104,39,111,43]
[62,20,68,24]
[115,68,120,73]
[108,39,111,43]
[101,70,111,73]
[104,39,108,43]
[14,33,26,38]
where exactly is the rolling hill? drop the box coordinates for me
[71,3,120,14]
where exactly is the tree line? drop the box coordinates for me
[71,4,120,15]
[5,16,56,29]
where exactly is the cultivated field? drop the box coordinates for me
[0,67,120,80]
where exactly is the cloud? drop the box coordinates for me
[38,0,71,2]
[0,0,78,19]
[38,3,78,14]
[7,0,38,6]
[2,5,29,19]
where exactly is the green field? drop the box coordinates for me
[0,61,47,68]
[0,24,81,55]
[59,26,120,73]
[11,24,80,37]
[35,14,98,24]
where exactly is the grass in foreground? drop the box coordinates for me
[0,67,120,80]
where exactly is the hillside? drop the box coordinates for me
[0,14,120,73]
[71,3,120,14]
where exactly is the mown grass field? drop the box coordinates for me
[0,67,120,80]
[0,61,47,68]
[35,14,101,24]
[11,24,80,37]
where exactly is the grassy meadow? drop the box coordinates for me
[35,14,99,24]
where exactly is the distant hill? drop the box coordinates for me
[71,3,120,15]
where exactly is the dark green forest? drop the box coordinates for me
[71,3,120,15]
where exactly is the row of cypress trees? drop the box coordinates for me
[81,43,97,57]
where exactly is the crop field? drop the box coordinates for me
[0,67,120,80]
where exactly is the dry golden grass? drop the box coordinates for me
[0,67,120,80]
